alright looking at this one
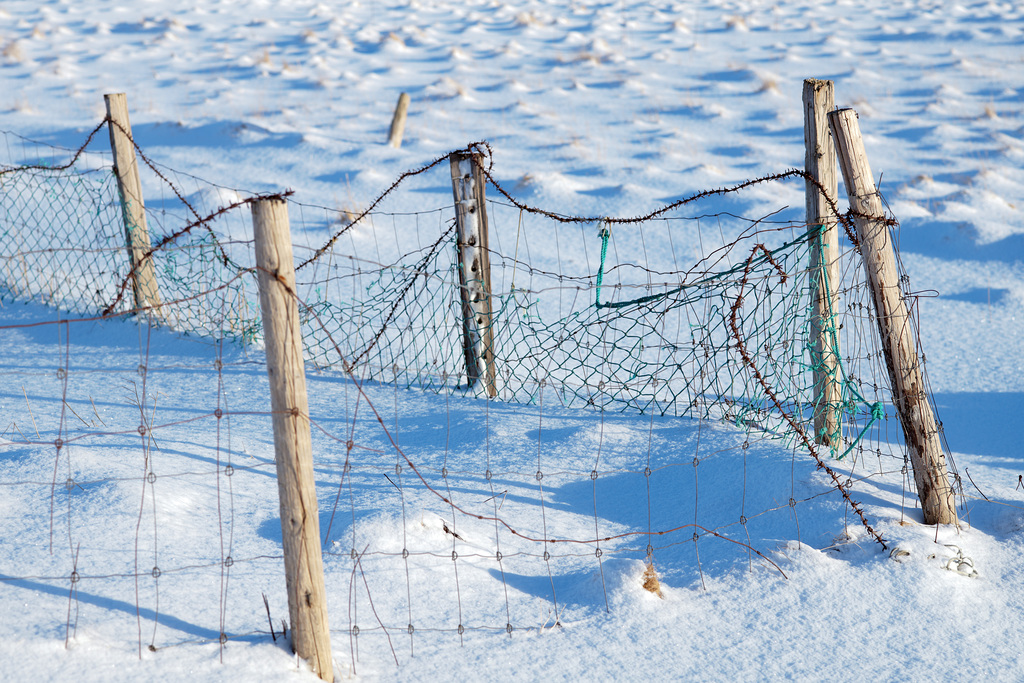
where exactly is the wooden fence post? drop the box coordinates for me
[828,108,957,525]
[251,198,335,681]
[449,152,498,398]
[104,93,163,316]
[387,92,411,148]
[803,79,842,449]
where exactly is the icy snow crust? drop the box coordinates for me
[2,0,1024,680]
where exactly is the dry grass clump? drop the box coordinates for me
[642,561,663,598]
[725,15,749,31]
[3,40,25,63]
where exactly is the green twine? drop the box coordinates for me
[595,221,610,308]
[835,401,886,461]
[594,223,819,311]
[595,221,691,310]
[3,148,902,471]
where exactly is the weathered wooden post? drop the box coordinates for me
[104,93,163,316]
[251,197,334,681]
[803,79,842,449]
[449,152,498,397]
[387,92,411,148]
[828,108,957,525]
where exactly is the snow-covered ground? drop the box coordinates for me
[2,0,1024,680]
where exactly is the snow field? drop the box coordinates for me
[3,0,1024,680]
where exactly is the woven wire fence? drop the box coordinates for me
[0,124,958,672]
[0,127,893,447]
[281,171,892,469]
[0,127,260,340]
[0,159,125,313]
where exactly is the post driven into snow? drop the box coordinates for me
[105,93,163,317]
[449,152,498,397]
[387,92,411,148]
[251,198,334,681]
[828,108,957,526]
[803,79,843,450]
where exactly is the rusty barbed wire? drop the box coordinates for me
[727,243,887,548]
[101,191,292,317]
[2,123,926,570]
[0,119,109,178]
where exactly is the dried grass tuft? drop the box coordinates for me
[642,561,663,598]
[3,40,24,63]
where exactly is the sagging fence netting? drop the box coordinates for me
[0,128,889,450]
[0,123,958,671]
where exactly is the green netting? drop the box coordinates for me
[0,132,883,463]
[0,165,126,313]
[1,153,259,340]
[287,211,882,459]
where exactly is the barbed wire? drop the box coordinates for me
[0,120,986,674]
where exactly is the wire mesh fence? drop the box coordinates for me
[0,121,957,673]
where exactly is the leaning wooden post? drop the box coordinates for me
[387,92,411,148]
[803,79,843,450]
[449,152,498,398]
[251,198,334,681]
[828,108,957,525]
[104,93,163,316]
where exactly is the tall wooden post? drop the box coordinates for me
[803,79,842,449]
[449,152,498,398]
[104,93,163,315]
[251,198,334,681]
[387,92,411,148]
[828,108,957,525]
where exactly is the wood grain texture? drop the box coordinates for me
[829,108,957,525]
[104,93,163,315]
[803,79,842,449]
[252,198,334,681]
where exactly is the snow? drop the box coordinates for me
[3,0,1024,680]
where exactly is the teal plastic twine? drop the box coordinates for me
[594,223,819,311]
[835,385,886,461]
[595,220,610,308]
[593,221,888,461]
[807,225,887,460]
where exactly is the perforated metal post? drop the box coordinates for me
[449,152,498,397]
